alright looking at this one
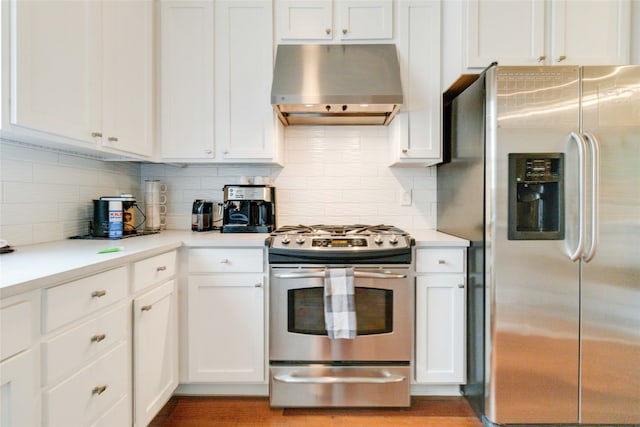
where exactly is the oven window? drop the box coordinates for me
[287,287,393,335]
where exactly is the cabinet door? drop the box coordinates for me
[215,1,279,162]
[464,0,545,67]
[187,274,265,383]
[338,0,392,40]
[0,350,38,427]
[550,0,630,65]
[11,0,100,144]
[391,0,441,165]
[101,0,153,157]
[276,0,332,41]
[160,1,215,160]
[415,275,465,383]
[133,280,178,427]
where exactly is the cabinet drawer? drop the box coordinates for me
[43,267,128,333]
[132,250,177,293]
[44,341,129,427]
[416,249,464,273]
[0,301,32,361]
[90,394,130,427]
[189,248,264,273]
[42,304,128,386]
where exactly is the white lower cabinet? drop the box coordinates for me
[133,279,179,427]
[187,274,265,383]
[415,248,466,384]
[0,349,38,427]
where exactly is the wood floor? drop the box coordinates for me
[150,396,484,426]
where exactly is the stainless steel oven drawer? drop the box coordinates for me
[269,365,410,408]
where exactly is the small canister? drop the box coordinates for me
[108,200,123,239]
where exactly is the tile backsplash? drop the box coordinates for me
[1,126,436,246]
[142,126,437,232]
[0,141,142,246]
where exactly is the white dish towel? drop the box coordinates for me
[324,267,357,339]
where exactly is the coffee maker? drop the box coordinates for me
[221,185,276,233]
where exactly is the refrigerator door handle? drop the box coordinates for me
[582,131,600,263]
[569,131,587,262]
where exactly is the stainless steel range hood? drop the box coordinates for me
[271,44,403,126]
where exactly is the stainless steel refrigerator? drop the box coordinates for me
[438,65,639,425]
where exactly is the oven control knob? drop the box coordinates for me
[389,234,399,245]
[295,236,306,245]
[281,235,291,245]
[374,234,384,245]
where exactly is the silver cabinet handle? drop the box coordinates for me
[254,283,263,288]
[273,372,406,384]
[91,334,106,343]
[342,28,348,35]
[91,290,107,298]
[582,131,600,263]
[91,131,103,138]
[537,55,547,62]
[569,131,588,262]
[156,265,167,272]
[325,28,331,35]
[438,259,446,264]
[458,284,465,288]
[92,385,108,395]
[557,55,567,62]
[401,148,408,153]
[107,136,118,142]
[141,305,152,312]
[220,259,229,264]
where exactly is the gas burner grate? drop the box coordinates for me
[272,224,406,236]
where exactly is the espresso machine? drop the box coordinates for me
[221,185,276,233]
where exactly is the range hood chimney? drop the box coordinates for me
[271,44,403,126]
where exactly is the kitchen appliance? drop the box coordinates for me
[267,224,414,408]
[438,65,640,425]
[221,185,276,233]
[92,195,141,237]
[191,200,213,232]
[271,44,403,126]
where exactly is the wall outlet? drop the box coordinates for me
[400,190,412,206]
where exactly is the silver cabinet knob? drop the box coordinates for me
[458,283,465,288]
[342,28,348,35]
[438,259,446,265]
[107,136,118,142]
[92,385,108,395]
[156,265,167,272]
[557,55,567,62]
[91,334,107,343]
[91,131,103,138]
[141,305,153,312]
[92,290,107,298]
[325,28,331,35]
[220,258,229,264]
[537,55,547,62]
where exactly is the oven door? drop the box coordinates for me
[269,266,412,362]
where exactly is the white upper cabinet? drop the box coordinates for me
[464,0,631,68]
[215,0,282,163]
[9,1,101,147]
[276,0,392,42]
[6,0,154,158]
[159,1,215,160]
[390,0,441,166]
[100,0,154,158]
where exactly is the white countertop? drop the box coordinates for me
[0,229,467,298]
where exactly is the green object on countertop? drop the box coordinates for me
[97,246,125,254]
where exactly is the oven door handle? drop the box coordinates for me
[272,372,406,384]
[273,270,407,279]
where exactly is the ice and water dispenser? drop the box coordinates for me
[508,153,564,240]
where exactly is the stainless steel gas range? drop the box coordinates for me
[266,224,414,408]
